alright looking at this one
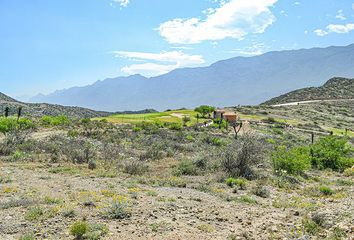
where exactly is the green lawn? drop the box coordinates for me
[94,110,199,125]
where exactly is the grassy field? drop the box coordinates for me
[95,109,199,125]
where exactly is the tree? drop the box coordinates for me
[310,136,354,171]
[194,105,215,118]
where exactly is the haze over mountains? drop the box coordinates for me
[30,44,354,111]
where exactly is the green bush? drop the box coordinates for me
[310,136,354,171]
[173,160,198,176]
[168,123,182,131]
[70,221,89,239]
[204,136,225,146]
[69,221,108,240]
[41,115,70,126]
[225,178,246,189]
[318,185,334,196]
[19,233,35,240]
[0,117,33,135]
[272,145,311,175]
[24,206,43,221]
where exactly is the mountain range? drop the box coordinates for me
[30,44,354,111]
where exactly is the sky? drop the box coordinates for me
[1,0,354,99]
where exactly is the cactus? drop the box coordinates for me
[4,107,9,117]
[17,107,22,122]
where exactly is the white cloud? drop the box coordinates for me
[111,0,129,8]
[158,0,278,44]
[314,29,328,36]
[113,51,205,76]
[335,10,346,20]
[294,1,301,6]
[314,23,354,36]
[327,23,354,33]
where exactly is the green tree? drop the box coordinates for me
[194,105,215,118]
[271,145,311,175]
[310,136,353,171]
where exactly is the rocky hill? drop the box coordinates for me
[0,92,110,118]
[263,77,354,105]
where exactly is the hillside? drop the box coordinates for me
[0,92,110,118]
[31,44,354,111]
[263,77,354,105]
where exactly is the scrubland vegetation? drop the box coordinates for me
[0,105,353,239]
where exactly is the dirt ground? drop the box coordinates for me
[0,161,353,240]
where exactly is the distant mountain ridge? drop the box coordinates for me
[31,44,354,111]
[263,77,354,105]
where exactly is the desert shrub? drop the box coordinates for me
[204,136,225,146]
[221,134,266,179]
[310,136,354,171]
[25,206,43,221]
[225,178,246,189]
[139,144,164,161]
[303,218,320,235]
[238,195,257,204]
[343,167,354,176]
[19,233,35,240]
[106,201,131,219]
[67,129,79,138]
[132,126,142,132]
[262,117,277,124]
[85,223,109,240]
[88,160,97,170]
[123,160,148,175]
[252,184,270,198]
[271,145,311,175]
[329,227,347,239]
[193,155,208,170]
[318,185,334,196]
[311,212,327,227]
[135,122,159,133]
[70,221,89,239]
[168,122,182,131]
[11,150,26,161]
[173,160,198,176]
[272,128,283,135]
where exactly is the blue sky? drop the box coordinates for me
[1,0,354,98]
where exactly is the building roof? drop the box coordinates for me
[223,112,237,116]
